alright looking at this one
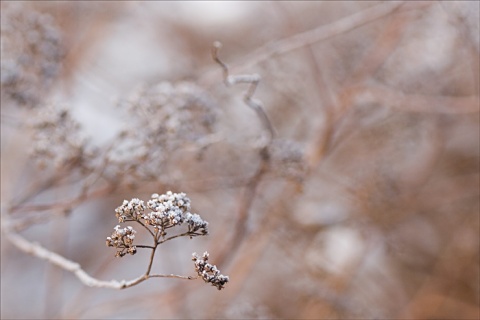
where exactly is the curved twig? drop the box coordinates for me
[212,41,275,142]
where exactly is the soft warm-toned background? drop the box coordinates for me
[1,1,479,319]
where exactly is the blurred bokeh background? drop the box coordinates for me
[1,1,479,319]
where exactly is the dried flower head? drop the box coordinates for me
[1,4,63,108]
[192,251,229,290]
[115,198,146,222]
[185,213,209,236]
[29,105,92,170]
[125,81,217,144]
[108,82,219,183]
[106,225,137,258]
[142,191,208,235]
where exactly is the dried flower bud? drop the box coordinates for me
[192,252,229,290]
[106,225,137,258]
[143,191,192,232]
[115,198,146,222]
[185,213,208,235]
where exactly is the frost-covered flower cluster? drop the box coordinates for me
[115,198,146,222]
[185,212,209,235]
[106,225,137,258]
[142,191,208,235]
[192,252,229,290]
[145,192,191,228]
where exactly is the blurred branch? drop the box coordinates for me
[400,210,479,318]
[236,1,408,70]
[343,85,480,114]
[306,2,432,168]
[10,184,113,215]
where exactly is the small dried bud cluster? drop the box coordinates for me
[106,225,137,257]
[115,198,146,222]
[192,252,229,290]
[184,212,209,235]
[144,191,208,235]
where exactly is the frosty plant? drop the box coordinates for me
[106,191,229,290]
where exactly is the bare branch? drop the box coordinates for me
[1,221,195,289]
[236,1,407,70]
[145,242,157,275]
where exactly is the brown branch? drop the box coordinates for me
[9,184,114,214]
[145,242,157,275]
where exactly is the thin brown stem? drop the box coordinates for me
[157,231,196,245]
[148,274,196,280]
[135,245,155,249]
[145,243,157,275]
